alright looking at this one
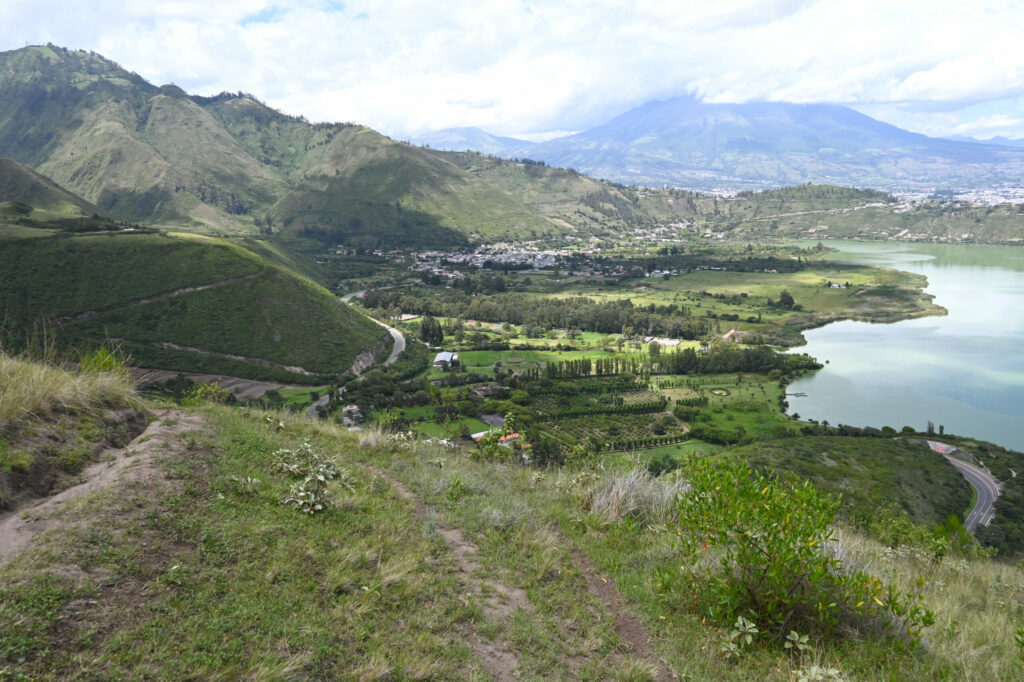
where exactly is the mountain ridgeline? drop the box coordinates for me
[417,97,1024,192]
[0,45,572,245]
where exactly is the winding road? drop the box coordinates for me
[305,291,407,417]
[925,440,1001,532]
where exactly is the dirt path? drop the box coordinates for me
[0,410,206,568]
[569,547,674,682]
[370,469,526,681]
[371,466,674,680]
[57,274,260,323]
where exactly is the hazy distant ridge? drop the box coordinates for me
[418,97,1024,191]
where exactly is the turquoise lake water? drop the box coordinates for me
[786,241,1024,452]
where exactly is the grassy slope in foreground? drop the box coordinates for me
[2,397,1023,679]
[0,230,389,383]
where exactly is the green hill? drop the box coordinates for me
[1,371,1021,679]
[729,435,972,527]
[0,155,97,217]
[0,45,564,244]
[0,230,388,382]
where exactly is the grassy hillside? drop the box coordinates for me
[0,155,97,217]
[2,387,1022,679]
[730,436,973,527]
[0,230,388,382]
[429,150,702,234]
[266,129,559,246]
[0,46,565,245]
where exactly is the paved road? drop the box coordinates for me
[306,294,407,417]
[926,440,1001,532]
[340,289,406,367]
[377,320,405,366]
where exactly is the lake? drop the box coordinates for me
[786,241,1024,452]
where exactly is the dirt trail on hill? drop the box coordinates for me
[568,547,674,681]
[370,465,675,681]
[57,274,260,323]
[370,468,526,681]
[0,410,206,567]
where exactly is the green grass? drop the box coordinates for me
[3,392,1022,679]
[410,417,489,438]
[0,351,137,425]
[728,436,973,527]
[0,231,389,383]
[395,405,440,421]
[276,386,328,409]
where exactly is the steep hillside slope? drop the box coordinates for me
[0,46,280,231]
[0,230,389,382]
[424,150,703,234]
[0,45,565,244]
[0,155,96,216]
[264,127,557,246]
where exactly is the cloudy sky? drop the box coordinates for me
[5,0,1024,141]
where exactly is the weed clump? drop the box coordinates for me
[275,441,353,514]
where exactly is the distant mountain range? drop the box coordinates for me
[0,45,579,244]
[414,97,1024,192]
[945,135,1024,149]
[410,127,532,156]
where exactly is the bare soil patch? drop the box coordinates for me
[0,410,206,567]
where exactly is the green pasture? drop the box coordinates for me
[277,386,328,409]
[411,417,490,439]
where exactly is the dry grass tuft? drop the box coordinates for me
[584,467,689,525]
[0,352,137,424]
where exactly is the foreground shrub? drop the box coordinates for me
[180,381,232,407]
[673,458,933,644]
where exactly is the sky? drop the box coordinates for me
[5,0,1024,141]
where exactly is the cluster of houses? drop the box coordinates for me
[410,245,564,278]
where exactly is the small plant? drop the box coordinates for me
[719,615,759,659]
[277,441,353,514]
[446,475,468,501]
[793,664,847,681]
[79,346,125,373]
[229,475,261,497]
[283,474,334,515]
[785,630,811,656]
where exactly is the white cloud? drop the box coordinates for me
[4,0,1024,138]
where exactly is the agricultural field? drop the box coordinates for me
[411,417,491,439]
[540,411,688,449]
[530,390,664,415]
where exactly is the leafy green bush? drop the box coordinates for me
[79,346,125,373]
[180,381,232,407]
[674,458,934,644]
[644,452,679,477]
